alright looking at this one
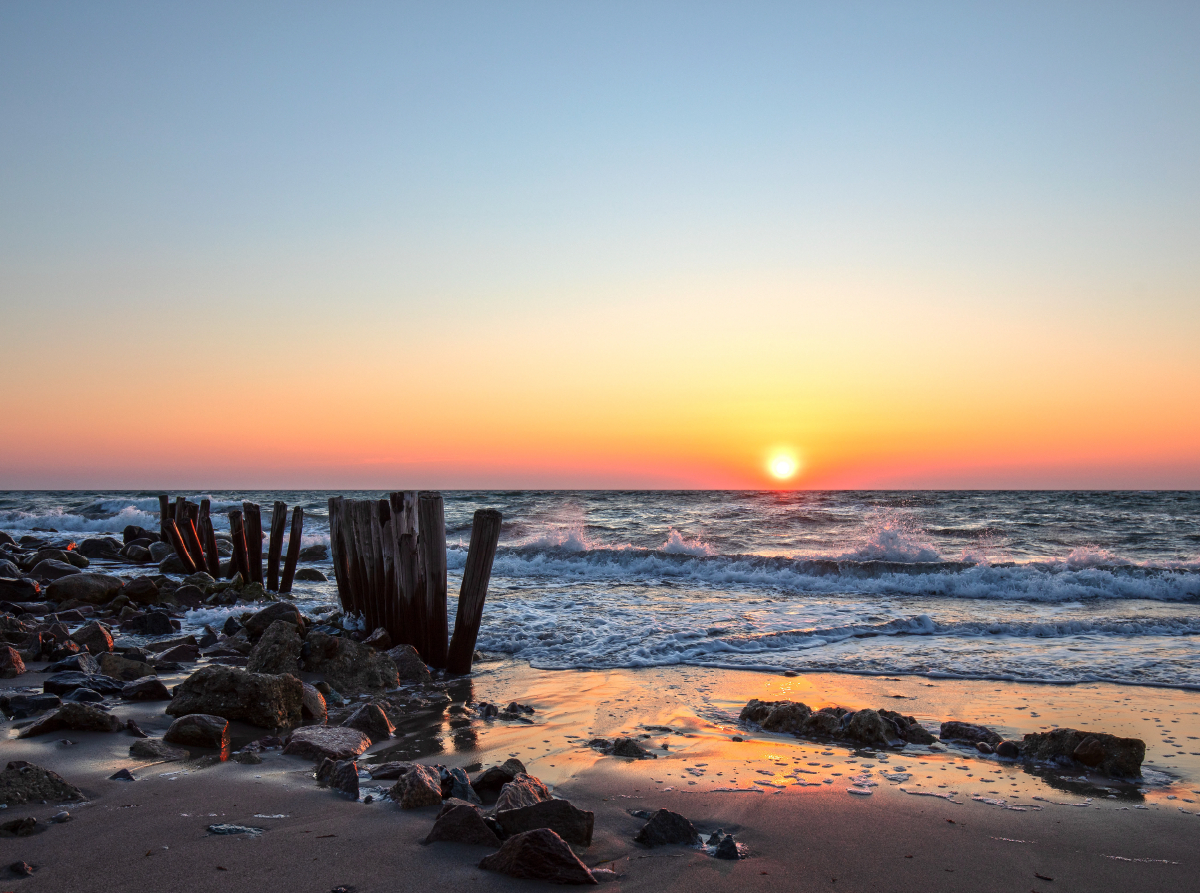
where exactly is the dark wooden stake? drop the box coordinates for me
[228,510,251,582]
[280,506,304,593]
[158,494,171,541]
[267,501,287,591]
[446,509,503,674]
[174,496,187,526]
[200,515,221,577]
[181,517,207,574]
[243,502,264,585]
[327,497,352,612]
[164,519,198,574]
[418,492,448,668]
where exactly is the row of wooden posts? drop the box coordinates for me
[327,493,502,675]
[158,495,304,593]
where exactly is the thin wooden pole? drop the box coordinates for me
[174,496,187,526]
[418,492,448,668]
[158,494,171,542]
[267,501,287,591]
[243,502,264,585]
[228,510,251,581]
[446,509,503,674]
[200,515,221,577]
[164,520,198,575]
[280,506,304,593]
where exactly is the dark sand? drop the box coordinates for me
[4,659,1198,892]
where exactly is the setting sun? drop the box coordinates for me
[769,454,798,480]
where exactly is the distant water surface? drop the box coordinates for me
[2,490,1198,689]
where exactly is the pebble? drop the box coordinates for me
[50,812,71,823]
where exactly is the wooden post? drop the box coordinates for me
[158,494,171,541]
[327,497,353,612]
[228,510,251,581]
[181,517,207,573]
[200,515,221,577]
[280,506,304,593]
[446,509,503,674]
[164,520,198,575]
[243,502,264,585]
[174,496,187,525]
[418,492,448,668]
[267,501,287,591]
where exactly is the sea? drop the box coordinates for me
[3,490,1198,690]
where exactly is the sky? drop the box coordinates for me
[2,2,1198,490]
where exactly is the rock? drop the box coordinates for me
[494,773,553,811]
[800,711,842,737]
[2,693,61,719]
[0,645,25,678]
[48,652,100,674]
[149,542,173,562]
[425,803,503,846]
[121,677,172,701]
[740,698,811,733]
[329,760,360,798]
[123,525,158,545]
[63,688,104,703]
[0,817,37,837]
[284,726,371,761]
[714,835,740,859]
[78,538,123,560]
[108,768,137,781]
[299,544,328,562]
[300,682,328,723]
[233,750,262,764]
[940,721,1003,746]
[31,559,80,581]
[294,567,327,582]
[10,861,35,877]
[634,809,700,847]
[390,763,444,809]
[440,767,481,804]
[342,703,394,743]
[97,652,154,681]
[125,718,149,737]
[121,611,175,636]
[995,740,1021,758]
[122,576,160,606]
[0,577,40,601]
[496,798,595,846]
[167,666,304,729]
[246,620,302,675]
[70,620,115,654]
[879,709,937,745]
[18,702,123,737]
[303,631,399,695]
[472,758,528,801]
[122,545,152,563]
[244,602,304,639]
[385,644,432,683]
[362,627,391,650]
[1022,728,1145,778]
[0,559,20,577]
[0,761,84,806]
[369,760,414,780]
[479,828,597,885]
[158,553,188,575]
[976,741,994,754]
[46,574,123,605]
[43,672,123,696]
[842,709,905,748]
[609,737,657,759]
[165,714,231,750]
[156,644,200,663]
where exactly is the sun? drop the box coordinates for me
[769,454,798,480]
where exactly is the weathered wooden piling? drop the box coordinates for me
[267,501,287,591]
[228,510,251,581]
[418,492,449,668]
[243,502,264,585]
[164,519,198,575]
[180,516,207,574]
[158,494,171,541]
[197,499,221,577]
[280,506,304,593]
[446,509,503,674]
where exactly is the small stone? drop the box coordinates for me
[284,726,371,762]
[109,768,136,781]
[9,860,34,877]
[424,803,502,847]
[495,798,595,846]
[390,764,444,809]
[939,721,1002,746]
[329,760,360,798]
[976,741,994,754]
[164,714,231,750]
[995,740,1021,758]
[126,718,149,738]
[478,828,597,885]
[121,677,172,701]
[609,737,657,759]
[385,644,432,683]
[70,620,115,654]
[342,703,394,743]
[494,773,553,811]
[0,645,25,678]
[50,811,71,823]
[471,758,528,801]
[18,702,122,737]
[714,835,740,860]
[130,738,190,762]
[233,750,263,765]
[634,809,700,847]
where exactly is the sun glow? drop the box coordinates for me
[769,453,798,480]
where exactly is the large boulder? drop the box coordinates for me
[634,808,700,847]
[1022,728,1145,778]
[385,644,432,683]
[244,602,304,639]
[246,620,302,675]
[390,764,444,809]
[77,538,123,560]
[165,714,230,750]
[283,726,371,761]
[424,803,503,847]
[740,699,812,734]
[940,721,1003,746]
[303,632,399,695]
[0,645,25,678]
[842,709,905,748]
[0,762,84,806]
[31,559,80,581]
[97,652,154,681]
[69,621,115,654]
[494,773,552,812]
[122,577,161,606]
[341,703,394,743]
[478,828,597,885]
[0,577,40,601]
[166,666,304,729]
[18,702,123,737]
[46,574,123,605]
[496,798,595,846]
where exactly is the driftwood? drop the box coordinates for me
[243,502,264,585]
[267,501,287,591]
[446,509,503,674]
[280,506,303,593]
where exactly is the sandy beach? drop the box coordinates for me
[5,652,1198,892]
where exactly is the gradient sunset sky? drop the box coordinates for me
[2,2,1198,489]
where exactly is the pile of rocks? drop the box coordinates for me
[740,699,937,748]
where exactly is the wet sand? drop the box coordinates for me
[4,659,1199,892]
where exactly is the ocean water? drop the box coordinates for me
[3,490,1199,690]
